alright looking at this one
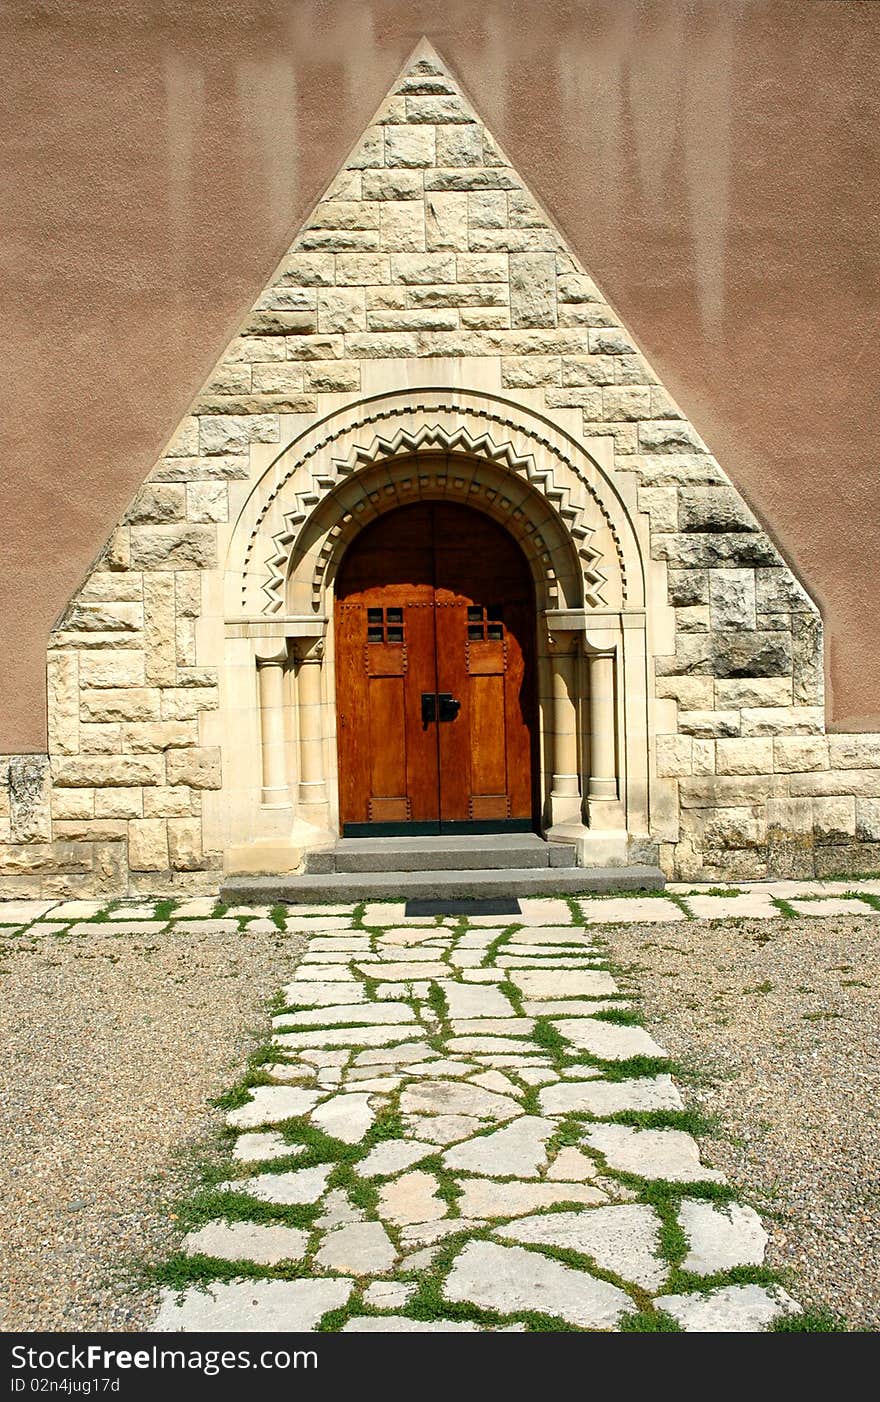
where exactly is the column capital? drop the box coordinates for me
[295,636,325,664]
[254,639,290,667]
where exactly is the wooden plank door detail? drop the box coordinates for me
[335,503,537,833]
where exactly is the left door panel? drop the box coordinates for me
[336,595,439,829]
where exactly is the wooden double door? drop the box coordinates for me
[335,503,538,835]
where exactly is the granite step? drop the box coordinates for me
[220,864,666,905]
[306,834,573,874]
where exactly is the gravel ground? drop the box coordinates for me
[604,914,880,1331]
[0,921,305,1332]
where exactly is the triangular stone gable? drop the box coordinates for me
[36,39,870,902]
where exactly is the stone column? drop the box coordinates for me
[587,649,618,805]
[295,637,329,817]
[548,635,583,829]
[255,643,291,808]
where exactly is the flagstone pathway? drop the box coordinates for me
[4,880,876,1330]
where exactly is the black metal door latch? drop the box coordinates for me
[421,692,437,726]
[437,693,461,722]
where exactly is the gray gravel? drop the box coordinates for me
[604,914,880,1331]
[0,919,305,1332]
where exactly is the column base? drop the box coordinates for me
[575,828,630,867]
[260,786,292,808]
[587,795,626,829]
[548,785,582,828]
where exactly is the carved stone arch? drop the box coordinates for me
[284,450,588,618]
[225,389,646,622]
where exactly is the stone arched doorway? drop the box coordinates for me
[334,501,539,835]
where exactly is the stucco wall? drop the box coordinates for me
[1,0,879,755]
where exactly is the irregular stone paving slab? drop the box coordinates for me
[514,899,576,924]
[379,1171,447,1224]
[400,1080,521,1121]
[583,1125,726,1183]
[442,1116,554,1178]
[69,921,173,937]
[0,899,62,922]
[358,1139,436,1178]
[522,999,630,1017]
[446,1036,538,1054]
[496,956,602,969]
[372,946,452,961]
[171,897,219,917]
[684,894,778,920]
[43,899,105,919]
[182,1220,309,1264]
[401,1058,475,1078]
[539,1075,683,1116]
[283,981,366,1006]
[18,922,70,937]
[310,1093,375,1144]
[293,965,358,981]
[579,897,684,924]
[358,961,448,981]
[353,1042,433,1064]
[458,1179,608,1218]
[155,1278,351,1332]
[376,981,431,999]
[449,1018,535,1035]
[315,1189,364,1229]
[496,1205,666,1290]
[362,1281,415,1309]
[361,903,432,925]
[275,1025,416,1050]
[507,926,594,944]
[169,919,240,934]
[656,1285,801,1332]
[223,1164,333,1204]
[552,1019,667,1060]
[512,970,618,998]
[547,1147,599,1180]
[438,981,515,1018]
[275,1003,416,1028]
[226,1086,320,1128]
[232,1131,299,1163]
[788,897,876,916]
[679,1200,768,1275]
[342,1317,479,1332]
[469,1070,520,1096]
[406,1114,485,1144]
[265,1064,314,1082]
[316,1220,397,1275]
[444,1240,630,1329]
[378,927,450,945]
[284,916,354,932]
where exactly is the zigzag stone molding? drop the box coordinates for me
[239,401,628,616]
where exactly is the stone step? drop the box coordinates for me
[306,833,574,874]
[220,864,666,905]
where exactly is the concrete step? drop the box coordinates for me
[220,864,666,905]
[305,833,575,874]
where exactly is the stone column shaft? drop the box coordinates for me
[588,650,618,801]
[296,643,329,812]
[548,640,583,827]
[257,653,291,808]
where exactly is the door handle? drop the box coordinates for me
[421,692,437,726]
[437,693,461,722]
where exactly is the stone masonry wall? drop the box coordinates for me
[1,46,878,895]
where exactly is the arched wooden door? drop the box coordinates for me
[335,502,538,835]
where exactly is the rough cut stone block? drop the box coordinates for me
[384,124,435,166]
[129,526,216,570]
[709,569,757,631]
[127,818,168,872]
[509,253,557,328]
[165,748,221,789]
[714,737,774,775]
[436,123,483,166]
